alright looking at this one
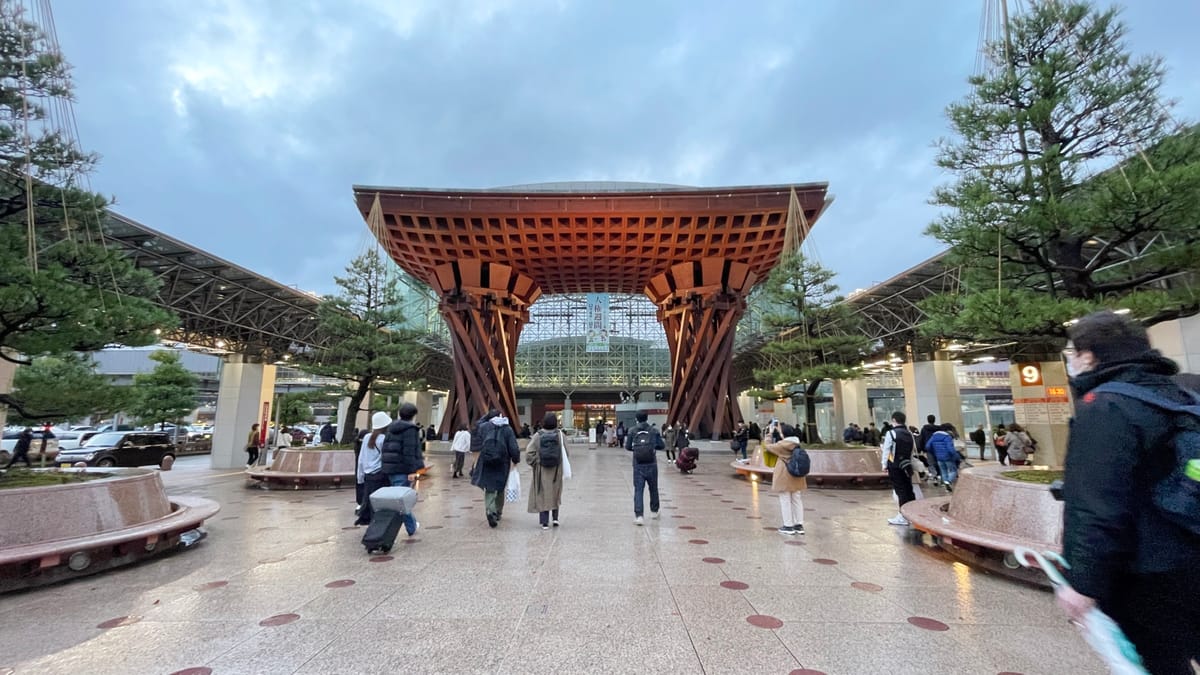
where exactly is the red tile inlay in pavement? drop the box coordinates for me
[170,669,213,675]
[404,539,420,544]
[325,579,356,588]
[369,555,394,563]
[746,515,763,519]
[671,515,687,519]
[341,526,358,530]
[746,614,784,629]
[907,616,950,631]
[851,582,883,592]
[259,613,301,627]
[687,539,709,545]
[732,507,747,511]
[784,540,806,547]
[997,672,1026,675]
[425,525,444,530]
[701,557,725,564]
[813,558,838,565]
[789,670,827,675]
[97,616,141,629]
[720,580,750,590]
[719,499,733,503]
[193,581,228,591]
[678,525,697,530]
[762,526,778,531]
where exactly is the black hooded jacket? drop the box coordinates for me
[380,419,424,475]
[1062,351,1200,606]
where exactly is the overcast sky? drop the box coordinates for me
[53,0,1200,297]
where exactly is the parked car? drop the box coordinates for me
[78,424,136,445]
[56,431,175,469]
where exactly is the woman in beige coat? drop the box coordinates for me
[761,423,808,535]
[526,412,568,530]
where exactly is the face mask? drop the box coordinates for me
[1065,359,1081,378]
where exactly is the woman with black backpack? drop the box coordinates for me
[526,412,568,530]
[762,423,808,535]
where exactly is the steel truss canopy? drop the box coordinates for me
[101,213,323,357]
[353,182,833,296]
[842,250,960,349]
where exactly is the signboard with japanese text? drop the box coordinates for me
[585,293,609,353]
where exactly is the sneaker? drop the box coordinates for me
[410,521,420,536]
[487,512,498,528]
[793,524,805,535]
[552,520,559,527]
[542,524,549,530]
[635,516,644,526]
[777,526,796,535]
[651,511,660,520]
[887,514,910,526]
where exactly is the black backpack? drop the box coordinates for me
[479,424,505,467]
[537,431,561,468]
[630,426,656,463]
[1091,382,1200,536]
[786,446,811,477]
[889,427,915,471]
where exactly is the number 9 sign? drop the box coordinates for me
[1018,363,1043,386]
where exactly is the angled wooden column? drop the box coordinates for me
[429,260,541,435]
[645,258,756,439]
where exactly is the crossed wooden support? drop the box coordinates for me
[429,260,541,435]
[645,258,756,440]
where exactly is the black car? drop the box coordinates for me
[56,431,175,469]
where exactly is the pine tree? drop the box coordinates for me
[751,253,869,443]
[925,1,1200,342]
[127,350,198,430]
[7,353,127,422]
[0,6,174,396]
[298,250,428,444]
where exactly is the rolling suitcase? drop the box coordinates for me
[362,509,405,553]
[369,485,418,514]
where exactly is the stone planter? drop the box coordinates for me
[0,468,219,593]
[732,446,889,488]
[246,448,357,490]
[902,464,1064,585]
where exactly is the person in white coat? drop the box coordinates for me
[450,424,471,478]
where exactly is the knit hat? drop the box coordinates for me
[371,412,391,430]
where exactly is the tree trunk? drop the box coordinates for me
[803,379,823,444]
[339,379,373,446]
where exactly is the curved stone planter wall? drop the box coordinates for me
[902,465,1063,585]
[733,447,889,488]
[246,448,356,490]
[0,468,219,593]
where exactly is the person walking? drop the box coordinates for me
[1056,310,1200,673]
[319,421,336,445]
[471,411,520,528]
[881,411,917,526]
[450,424,470,478]
[969,424,987,461]
[663,423,678,462]
[380,403,424,538]
[354,412,392,526]
[526,413,567,529]
[3,427,33,469]
[762,423,808,535]
[927,424,960,490]
[993,424,1009,465]
[625,411,665,525]
[245,423,262,467]
[1003,424,1034,466]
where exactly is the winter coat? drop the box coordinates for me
[762,437,808,493]
[470,418,520,491]
[1004,431,1033,462]
[380,419,424,475]
[663,427,677,450]
[1063,351,1200,605]
[927,430,958,462]
[674,428,689,450]
[525,429,566,513]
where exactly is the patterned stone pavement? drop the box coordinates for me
[0,447,1105,675]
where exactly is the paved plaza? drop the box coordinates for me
[0,449,1105,675]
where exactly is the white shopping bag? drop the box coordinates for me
[1014,548,1148,675]
[504,468,521,503]
[560,431,572,480]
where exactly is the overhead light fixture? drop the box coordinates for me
[974,356,996,363]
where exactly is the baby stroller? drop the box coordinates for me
[676,447,699,473]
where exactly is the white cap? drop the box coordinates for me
[371,412,392,430]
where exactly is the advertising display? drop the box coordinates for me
[585,293,609,353]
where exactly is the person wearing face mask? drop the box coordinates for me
[1057,310,1200,674]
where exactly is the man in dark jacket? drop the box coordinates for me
[380,402,423,537]
[471,412,520,527]
[625,411,665,525]
[1058,310,1199,673]
[917,414,942,482]
[319,422,336,445]
[3,427,34,468]
[968,424,987,461]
